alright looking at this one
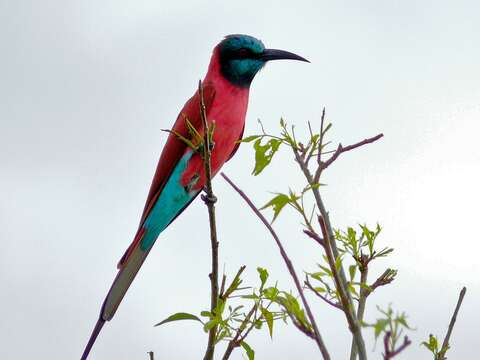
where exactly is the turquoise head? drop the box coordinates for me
[218,34,308,88]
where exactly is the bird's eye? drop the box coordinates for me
[238,48,249,57]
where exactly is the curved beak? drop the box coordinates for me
[261,48,309,63]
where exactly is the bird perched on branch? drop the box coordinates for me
[81,34,308,359]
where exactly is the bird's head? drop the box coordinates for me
[217,34,308,88]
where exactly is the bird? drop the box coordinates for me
[81,34,308,359]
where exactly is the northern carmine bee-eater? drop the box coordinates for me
[81,34,308,359]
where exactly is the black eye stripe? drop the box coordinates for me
[234,48,260,60]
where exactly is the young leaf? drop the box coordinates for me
[373,318,389,339]
[240,341,255,360]
[260,307,274,338]
[252,138,282,175]
[241,135,262,143]
[154,312,203,327]
[257,267,269,288]
[260,193,290,223]
[263,287,279,301]
[349,265,357,281]
[421,334,439,354]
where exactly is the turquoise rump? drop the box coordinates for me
[140,151,196,251]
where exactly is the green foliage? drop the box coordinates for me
[260,193,290,223]
[155,265,313,358]
[422,334,440,356]
[367,305,413,348]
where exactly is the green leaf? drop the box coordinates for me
[154,312,203,327]
[241,135,262,143]
[260,307,274,338]
[263,287,279,301]
[260,193,290,223]
[240,341,255,360]
[257,267,269,288]
[373,319,389,339]
[203,319,218,332]
[335,256,342,271]
[349,265,357,281]
[421,334,439,354]
[200,311,212,318]
[252,138,282,176]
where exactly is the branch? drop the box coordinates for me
[222,304,257,360]
[221,172,331,360]
[370,269,396,292]
[291,125,382,360]
[317,215,367,360]
[314,133,383,181]
[349,262,369,360]
[147,351,154,360]
[383,332,411,359]
[304,276,342,310]
[437,287,467,360]
[303,229,325,248]
[199,80,220,360]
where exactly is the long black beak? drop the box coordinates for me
[261,48,309,63]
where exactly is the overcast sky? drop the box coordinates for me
[1,1,479,359]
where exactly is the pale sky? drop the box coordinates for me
[1,1,479,359]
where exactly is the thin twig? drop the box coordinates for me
[222,304,257,360]
[437,287,467,360]
[305,276,342,310]
[221,172,331,360]
[383,332,411,359]
[322,134,384,170]
[199,80,220,360]
[314,133,383,182]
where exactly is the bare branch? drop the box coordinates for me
[314,133,383,182]
[147,351,154,360]
[221,172,331,360]
[437,287,467,360]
